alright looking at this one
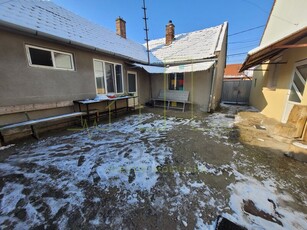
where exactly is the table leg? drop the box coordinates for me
[86,104,90,124]
[115,100,117,117]
[126,98,128,112]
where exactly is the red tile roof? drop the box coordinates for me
[224,64,243,76]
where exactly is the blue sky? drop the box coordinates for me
[52,0,274,64]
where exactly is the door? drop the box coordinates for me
[128,71,138,106]
[282,60,307,123]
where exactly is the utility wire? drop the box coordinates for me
[229,39,259,44]
[227,52,247,57]
[230,44,258,50]
[229,25,265,37]
[240,0,298,26]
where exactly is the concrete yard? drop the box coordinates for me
[0,105,306,229]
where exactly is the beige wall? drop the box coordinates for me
[150,69,213,110]
[250,37,307,121]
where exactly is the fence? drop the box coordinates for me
[221,80,252,105]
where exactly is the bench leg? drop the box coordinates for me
[95,111,99,122]
[0,132,5,146]
[31,125,39,140]
[182,103,186,112]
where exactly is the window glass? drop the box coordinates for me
[93,60,123,95]
[27,46,74,70]
[54,52,72,69]
[289,85,301,103]
[94,61,105,94]
[297,64,307,81]
[105,62,115,93]
[29,47,53,66]
[177,73,184,90]
[128,73,136,92]
[293,72,305,95]
[169,73,176,90]
[115,65,123,93]
[168,73,184,90]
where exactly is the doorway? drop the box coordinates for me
[128,71,138,106]
[282,60,307,123]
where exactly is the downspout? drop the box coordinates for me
[208,61,217,112]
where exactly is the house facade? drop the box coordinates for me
[241,0,307,123]
[0,1,151,129]
[0,0,227,141]
[136,21,228,112]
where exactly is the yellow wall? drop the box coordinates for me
[250,37,307,121]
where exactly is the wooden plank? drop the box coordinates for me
[0,112,85,131]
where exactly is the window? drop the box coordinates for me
[93,59,123,94]
[26,45,74,70]
[289,61,307,103]
[169,73,184,90]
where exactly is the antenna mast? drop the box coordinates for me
[142,0,150,64]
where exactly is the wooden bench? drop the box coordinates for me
[0,110,99,145]
[152,90,191,112]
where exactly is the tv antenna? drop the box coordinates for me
[142,0,150,64]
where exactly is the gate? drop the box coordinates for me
[221,80,252,105]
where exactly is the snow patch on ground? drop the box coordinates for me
[0,144,15,151]
[0,108,305,229]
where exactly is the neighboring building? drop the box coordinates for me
[136,20,228,112]
[0,0,227,140]
[241,0,307,123]
[223,64,252,80]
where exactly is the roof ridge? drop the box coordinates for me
[148,23,224,44]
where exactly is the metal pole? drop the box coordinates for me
[142,0,150,64]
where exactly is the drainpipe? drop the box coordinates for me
[208,61,217,112]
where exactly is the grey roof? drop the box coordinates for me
[0,0,151,63]
[148,22,228,65]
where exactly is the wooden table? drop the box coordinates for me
[73,96,138,123]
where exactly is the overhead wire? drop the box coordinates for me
[239,0,298,26]
[228,25,265,37]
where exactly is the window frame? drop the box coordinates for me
[93,59,124,95]
[168,72,185,91]
[288,59,307,103]
[25,45,75,71]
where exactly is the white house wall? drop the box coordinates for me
[260,0,307,49]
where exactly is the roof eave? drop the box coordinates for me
[240,26,307,72]
[0,20,149,64]
[150,56,218,66]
